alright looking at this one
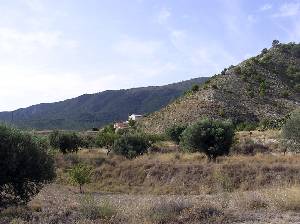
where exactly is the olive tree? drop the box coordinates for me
[112,134,150,159]
[180,119,234,161]
[0,125,55,207]
[165,124,186,144]
[49,131,81,154]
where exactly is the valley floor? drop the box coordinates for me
[1,184,300,223]
[1,130,300,224]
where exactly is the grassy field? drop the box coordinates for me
[1,130,300,223]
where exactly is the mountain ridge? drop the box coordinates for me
[0,77,208,130]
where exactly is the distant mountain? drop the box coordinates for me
[140,42,300,133]
[0,77,208,130]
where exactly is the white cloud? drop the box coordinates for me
[260,4,272,11]
[273,2,300,17]
[0,28,78,55]
[156,8,171,24]
[0,65,121,111]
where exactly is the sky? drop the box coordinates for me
[0,0,300,111]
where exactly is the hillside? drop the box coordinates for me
[0,77,208,130]
[140,42,300,133]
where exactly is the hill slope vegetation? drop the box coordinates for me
[140,42,300,133]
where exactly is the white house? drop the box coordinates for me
[128,114,143,121]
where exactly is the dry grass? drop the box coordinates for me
[54,148,300,195]
[2,184,300,223]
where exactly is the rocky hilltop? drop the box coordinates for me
[140,42,300,133]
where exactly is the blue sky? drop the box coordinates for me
[0,0,300,111]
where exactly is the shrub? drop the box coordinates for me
[235,122,258,131]
[0,125,55,207]
[49,131,81,154]
[280,90,290,98]
[112,134,150,159]
[191,84,199,92]
[146,200,189,223]
[281,109,300,152]
[180,119,234,161]
[221,68,227,75]
[232,138,269,155]
[69,163,93,193]
[80,135,97,148]
[234,66,242,75]
[261,48,268,55]
[272,39,280,47]
[291,44,300,58]
[80,195,116,220]
[259,80,267,96]
[165,124,187,144]
[96,131,119,154]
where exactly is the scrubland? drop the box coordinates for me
[1,130,300,224]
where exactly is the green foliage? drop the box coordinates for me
[291,44,300,58]
[281,90,290,98]
[221,68,227,75]
[49,131,81,154]
[102,124,116,133]
[191,84,199,92]
[112,134,150,159]
[96,131,119,150]
[180,119,234,160]
[272,39,280,47]
[234,66,242,75]
[69,163,93,193]
[235,122,258,131]
[259,117,286,130]
[261,48,268,55]
[281,110,300,152]
[259,80,267,96]
[0,125,55,207]
[80,135,97,148]
[128,118,136,128]
[144,133,166,143]
[165,124,187,144]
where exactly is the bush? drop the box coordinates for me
[232,138,269,155]
[69,163,93,193]
[80,194,116,220]
[112,134,150,159]
[291,44,300,58]
[0,125,55,207]
[146,200,190,223]
[191,84,199,92]
[180,119,234,161]
[235,122,258,131]
[281,109,300,152]
[80,135,97,148]
[96,131,119,154]
[165,124,187,144]
[261,48,268,55]
[49,131,81,154]
[234,66,242,75]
